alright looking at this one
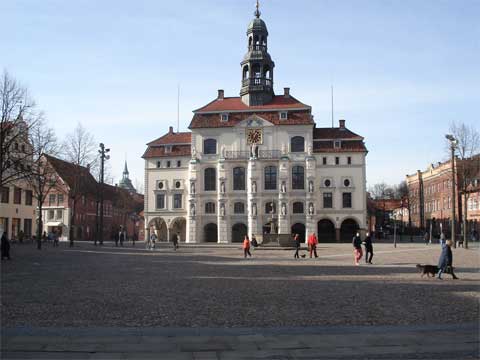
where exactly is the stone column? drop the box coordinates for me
[277,155,290,235]
[187,158,198,243]
[306,154,317,238]
[217,160,228,243]
[247,157,260,240]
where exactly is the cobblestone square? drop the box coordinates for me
[1,241,479,359]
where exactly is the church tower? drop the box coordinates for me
[240,1,275,106]
[118,160,136,193]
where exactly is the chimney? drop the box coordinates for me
[218,89,224,100]
[339,119,346,129]
[283,87,290,97]
[169,126,173,134]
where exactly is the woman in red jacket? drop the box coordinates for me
[243,235,252,258]
[307,233,318,258]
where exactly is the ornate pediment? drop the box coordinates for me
[236,114,274,128]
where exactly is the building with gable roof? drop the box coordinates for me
[143,5,368,243]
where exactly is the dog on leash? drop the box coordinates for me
[416,264,439,277]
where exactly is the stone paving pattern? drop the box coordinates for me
[1,241,479,359]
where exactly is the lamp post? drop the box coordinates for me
[445,134,457,247]
[98,143,110,245]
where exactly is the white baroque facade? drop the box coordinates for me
[143,7,368,244]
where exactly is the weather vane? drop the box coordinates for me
[254,0,261,18]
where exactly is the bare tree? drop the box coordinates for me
[0,70,40,187]
[24,118,59,249]
[448,121,480,248]
[134,178,144,194]
[60,122,98,245]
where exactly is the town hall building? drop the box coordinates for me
[143,5,368,243]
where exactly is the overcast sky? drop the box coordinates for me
[2,0,479,190]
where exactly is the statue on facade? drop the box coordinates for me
[281,181,286,193]
[221,144,226,159]
[220,181,225,193]
[281,202,286,216]
[309,202,314,215]
[190,181,196,195]
[281,143,287,155]
[309,180,314,193]
[252,202,257,216]
[191,146,197,159]
[190,203,196,216]
[252,180,257,193]
[250,143,258,159]
[220,203,225,217]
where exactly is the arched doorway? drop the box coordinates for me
[170,217,186,242]
[291,223,306,243]
[204,223,218,243]
[317,219,335,242]
[149,218,168,241]
[340,218,359,242]
[232,223,247,243]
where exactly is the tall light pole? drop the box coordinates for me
[98,143,110,245]
[446,134,457,247]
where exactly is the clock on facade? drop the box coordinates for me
[246,128,263,145]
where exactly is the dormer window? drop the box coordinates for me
[220,113,229,122]
[280,111,288,120]
[334,140,341,149]
[165,145,172,153]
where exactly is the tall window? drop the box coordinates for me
[203,139,217,154]
[323,192,333,208]
[1,186,9,203]
[205,202,216,214]
[25,190,33,206]
[173,194,182,209]
[49,194,56,206]
[290,136,305,152]
[234,202,245,214]
[264,166,277,190]
[342,192,352,208]
[57,194,64,205]
[293,202,304,214]
[233,167,246,190]
[292,166,305,190]
[204,168,216,191]
[13,187,21,204]
[156,194,165,209]
[265,202,276,214]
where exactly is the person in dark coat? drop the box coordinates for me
[172,233,179,251]
[119,229,125,247]
[114,230,119,247]
[437,239,459,279]
[293,233,301,259]
[352,232,363,265]
[363,232,373,264]
[1,232,11,260]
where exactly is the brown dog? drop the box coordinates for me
[416,264,439,277]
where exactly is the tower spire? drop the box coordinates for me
[255,0,261,18]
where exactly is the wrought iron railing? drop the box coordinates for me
[225,151,249,160]
[241,77,272,88]
[259,150,281,159]
[224,150,281,160]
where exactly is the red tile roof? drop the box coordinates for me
[147,131,191,146]
[313,127,363,140]
[193,95,310,113]
[142,145,191,159]
[313,140,367,153]
[45,154,98,194]
[189,110,313,129]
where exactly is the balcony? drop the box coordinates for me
[241,77,272,88]
[224,150,281,160]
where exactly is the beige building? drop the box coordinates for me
[0,180,36,241]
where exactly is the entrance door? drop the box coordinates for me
[291,223,306,243]
[204,223,218,243]
[232,223,247,243]
[317,219,335,242]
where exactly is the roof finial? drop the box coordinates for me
[254,0,261,18]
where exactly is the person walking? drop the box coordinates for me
[172,233,179,251]
[353,232,363,265]
[251,235,258,248]
[439,231,446,248]
[149,232,157,250]
[243,235,252,258]
[119,229,125,247]
[132,232,137,247]
[437,239,459,279]
[1,232,11,260]
[53,230,59,247]
[363,232,373,264]
[307,232,318,258]
[424,231,429,245]
[114,229,119,247]
[293,233,301,259]
[42,231,47,243]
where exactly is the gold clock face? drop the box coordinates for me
[246,128,263,145]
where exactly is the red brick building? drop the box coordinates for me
[41,155,143,242]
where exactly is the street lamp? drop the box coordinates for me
[445,134,458,247]
[97,143,110,245]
